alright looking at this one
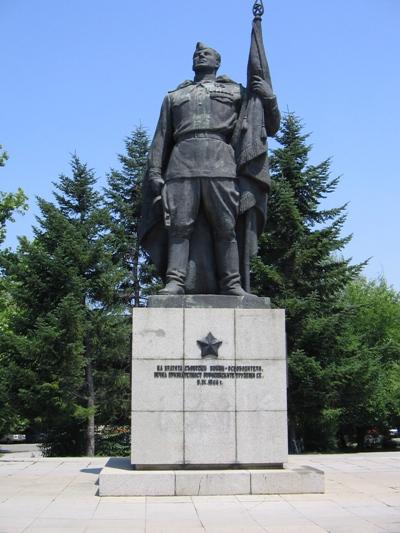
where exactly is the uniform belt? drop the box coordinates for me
[176,132,227,143]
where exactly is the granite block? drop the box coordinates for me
[250,466,325,494]
[235,309,286,360]
[184,308,235,359]
[235,359,287,411]
[132,359,184,412]
[131,412,183,466]
[184,411,236,465]
[100,467,175,496]
[148,294,271,309]
[183,359,236,412]
[236,411,288,464]
[99,465,325,496]
[132,308,183,359]
[175,470,250,495]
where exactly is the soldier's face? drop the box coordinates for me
[192,48,220,72]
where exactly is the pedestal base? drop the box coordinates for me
[131,306,288,468]
[147,294,271,309]
[99,458,325,496]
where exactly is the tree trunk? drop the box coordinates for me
[86,360,95,457]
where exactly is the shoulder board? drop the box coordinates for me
[216,75,239,85]
[169,80,193,93]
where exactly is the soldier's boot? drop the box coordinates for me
[159,236,189,295]
[215,239,248,296]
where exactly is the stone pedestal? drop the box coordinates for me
[99,296,325,495]
[99,458,325,496]
[131,297,287,468]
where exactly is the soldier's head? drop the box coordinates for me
[192,42,221,74]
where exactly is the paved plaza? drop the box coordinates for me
[0,452,399,532]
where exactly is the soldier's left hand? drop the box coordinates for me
[252,75,274,99]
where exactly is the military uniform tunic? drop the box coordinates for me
[148,79,244,181]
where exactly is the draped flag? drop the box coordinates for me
[232,7,279,291]
[233,12,274,189]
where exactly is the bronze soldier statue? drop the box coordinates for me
[139,10,280,296]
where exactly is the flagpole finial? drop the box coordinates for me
[253,0,264,19]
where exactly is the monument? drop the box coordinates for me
[139,2,279,296]
[99,0,324,496]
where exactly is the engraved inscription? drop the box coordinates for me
[153,364,264,386]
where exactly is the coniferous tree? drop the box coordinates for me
[252,113,364,450]
[1,156,130,455]
[105,126,160,308]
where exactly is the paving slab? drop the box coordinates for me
[0,452,399,532]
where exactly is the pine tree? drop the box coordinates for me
[252,113,364,450]
[105,126,160,308]
[1,155,130,455]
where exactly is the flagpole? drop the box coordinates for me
[252,0,264,20]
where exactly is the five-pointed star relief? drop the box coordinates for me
[197,332,222,358]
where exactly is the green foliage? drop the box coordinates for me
[40,425,86,457]
[0,347,29,436]
[343,277,400,362]
[0,155,130,454]
[0,166,27,341]
[337,278,400,436]
[105,126,161,307]
[95,426,130,457]
[1,122,398,456]
[0,143,27,246]
[0,280,18,337]
[0,144,8,167]
[253,115,400,451]
[0,148,29,435]
[252,113,364,450]
[253,113,359,308]
[0,190,28,246]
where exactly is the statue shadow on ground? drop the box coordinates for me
[80,467,103,475]
[100,457,132,470]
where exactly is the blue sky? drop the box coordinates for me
[1,0,399,289]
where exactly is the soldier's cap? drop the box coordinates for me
[193,42,221,64]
